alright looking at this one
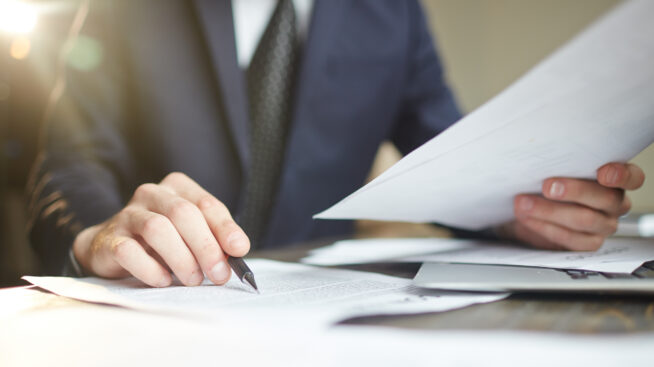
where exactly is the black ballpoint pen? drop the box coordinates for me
[227,256,259,293]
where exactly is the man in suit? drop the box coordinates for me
[28,0,644,287]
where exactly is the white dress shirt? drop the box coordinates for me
[232,0,314,68]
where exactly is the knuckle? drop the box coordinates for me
[197,195,225,211]
[163,172,189,185]
[211,218,236,234]
[214,220,242,240]
[118,206,137,220]
[111,239,132,260]
[133,183,157,200]
[220,218,239,231]
[141,215,169,238]
[199,238,219,255]
[167,200,197,219]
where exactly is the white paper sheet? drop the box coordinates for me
[301,237,471,265]
[301,237,654,273]
[23,259,506,325]
[2,297,654,367]
[315,0,654,230]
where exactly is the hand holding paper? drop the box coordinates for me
[315,1,654,248]
[507,162,645,251]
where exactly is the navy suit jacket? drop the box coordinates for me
[28,0,461,274]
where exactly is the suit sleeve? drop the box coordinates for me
[26,3,136,274]
[390,2,500,240]
[390,0,462,155]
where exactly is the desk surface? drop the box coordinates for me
[3,238,654,335]
[256,239,654,334]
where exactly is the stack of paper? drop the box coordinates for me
[302,237,654,273]
[301,237,471,266]
[24,259,507,326]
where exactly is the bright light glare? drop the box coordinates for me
[0,1,38,34]
[10,36,30,59]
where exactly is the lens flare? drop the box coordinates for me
[9,36,31,59]
[66,35,103,71]
[0,1,38,34]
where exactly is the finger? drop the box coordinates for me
[142,245,171,272]
[597,162,645,190]
[511,221,566,251]
[514,195,618,236]
[618,194,632,217]
[109,237,172,287]
[160,172,250,257]
[542,178,625,214]
[133,183,231,285]
[126,208,204,286]
[197,196,250,257]
[518,217,605,251]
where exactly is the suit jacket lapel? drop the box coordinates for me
[289,0,345,131]
[282,0,346,161]
[191,0,250,173]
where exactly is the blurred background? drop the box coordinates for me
[0,0,651,287]
[1,0,79,286]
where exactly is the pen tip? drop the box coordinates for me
[243,272,258,293]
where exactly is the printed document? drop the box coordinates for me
[24,259,506,325]
[302,237,654,273]
[315,0,654,229]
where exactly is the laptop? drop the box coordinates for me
[413,260,654,294]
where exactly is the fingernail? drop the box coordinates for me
[549,181,565,198]
[520,197,534,212]
[210,261,230,283]
[227,231,249,251]
[606,167,619,185]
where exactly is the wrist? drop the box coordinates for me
[72,224,102,276]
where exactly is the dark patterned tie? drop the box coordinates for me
[239,0,298,248]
